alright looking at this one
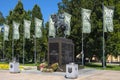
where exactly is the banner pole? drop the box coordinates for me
[103,5,106,68]
[3,33,5,59]
[23,33,25,64]
[12,34,14,60]
[82,32,84,66]
[34,35,37,64]
[103,29,105,68]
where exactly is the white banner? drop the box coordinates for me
[103,6,114,32]
[35,18,42,38]
[49,16,55,38]
[81,8,91,33]
[4,24,9,41]
[13,21,20,40]
[64,12,72,36]
[24,19,31,39]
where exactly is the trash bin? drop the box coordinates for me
[65,62,78,79]
[9,61,20,73]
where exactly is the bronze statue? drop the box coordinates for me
[51,13,68,37]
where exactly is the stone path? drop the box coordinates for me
[0,68,120,80]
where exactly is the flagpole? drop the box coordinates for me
[34,18,43,64]
[23,32,25,64]
[82,31,84,66]
[34,18,37,64]
[12,33,14,60]
[23,20,25,64]
[35,36,37,64]
[3,33,5,59]
[103,28,105,68]
[12,22,15,61]
[34,35,37,64]
[81,8,84,66]
[102,4,106,68]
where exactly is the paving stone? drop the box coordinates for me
[0,69,120,80]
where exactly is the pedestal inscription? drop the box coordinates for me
[48,37,74,65]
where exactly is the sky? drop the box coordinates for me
[0,0,62,23]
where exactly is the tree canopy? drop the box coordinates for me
[0,0,120,64]
[58,0,120,62]
[0,1,47,63]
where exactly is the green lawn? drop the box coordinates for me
[85,63,120,71]
[1,62,120,71]
[0,62,36,66]
[21,63,37,66]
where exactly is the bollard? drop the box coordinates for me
[9,58,20,73]
[65,62,78,79]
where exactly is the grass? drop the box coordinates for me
[0,62,8,64]
[1,62,120,71]
[0,63,24,70]
[85,62,120,71]
[0,62,37,70]
[0,62,37,66]
[20,63,37,66]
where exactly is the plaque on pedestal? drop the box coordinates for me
[48,37,74,65]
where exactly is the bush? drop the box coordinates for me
[39,62,59,72]
[50,63,58,71]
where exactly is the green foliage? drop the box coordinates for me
[50,63,59,71]
[0,12,5,25]
[2,1,48,63]
[58,0,120,62]
[5,1,25,61]
[0,0,120,64]
[31,4,47,63]
[0,12,5,59]
[106,1,120,57]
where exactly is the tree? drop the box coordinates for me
[31,4,47,63]
[6,1,28,62]
[0,11,5,25]
[58,0,99,62]
[4,1,47,63]
[58,0,120,65]
[105,0,120,58]
[0,11,5,59]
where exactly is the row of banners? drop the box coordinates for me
[81,5,114,33]
[2,5,114,41]
[3,17,42,41]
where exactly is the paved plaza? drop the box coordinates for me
[0,68,120,80]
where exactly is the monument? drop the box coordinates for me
[48,12,74,66]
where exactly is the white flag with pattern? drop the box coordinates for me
[81,8,91,33]
[49,16,55,37]
[103,6,114,32]
[64,12,72,36]
[4,24,9,41]
[13,21,20,40]
[35,18,42,38]
[24,19,31,39]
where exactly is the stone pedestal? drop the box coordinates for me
[9,62,20,73]
[65,63,78,79]
[48,37,74,65]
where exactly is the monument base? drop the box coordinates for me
[48,37,74,65]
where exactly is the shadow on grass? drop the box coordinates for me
[85,63,120,70]
[85,63,102,68]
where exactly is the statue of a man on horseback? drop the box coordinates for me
[49,12,71,38]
